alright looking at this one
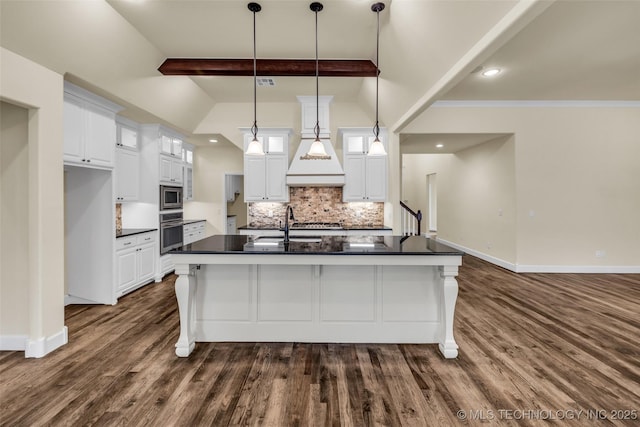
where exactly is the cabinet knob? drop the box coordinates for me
[87,159,91,163]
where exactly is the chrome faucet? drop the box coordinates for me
[282,205,295,243]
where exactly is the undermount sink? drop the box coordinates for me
[252,235,323,244]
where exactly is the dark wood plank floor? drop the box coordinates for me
[1,255,639,426]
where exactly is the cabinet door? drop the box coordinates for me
[345,135,366,155]
[160,134,173,155]
[159,155,172,183]
[172,138,183,157]
[115,149,139,202]
[84,103,115,168]
[116,249,138,293]
[137,244,156,283]
[118,125,138,149]
[244,156,267,201]
[184,166,193,200]
[343,155,367,201]
[365,156,387,201]
[265,155,288,201]
[63,97,86,163]
[171,159,184,184]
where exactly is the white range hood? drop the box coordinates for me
[286,139,345,187]
[286,96,345,187]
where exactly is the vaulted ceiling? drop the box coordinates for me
[1,0,638,148]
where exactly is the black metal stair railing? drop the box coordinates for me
[400,201,422,236]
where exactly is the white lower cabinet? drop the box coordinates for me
[184,221,206,244]
[115,231,156,297]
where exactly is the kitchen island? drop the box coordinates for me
[170,235,463,359]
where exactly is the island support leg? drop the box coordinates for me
[174,264,196,357]
[438,265,459,358]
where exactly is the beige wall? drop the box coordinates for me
[1,101,30,336]
[0,47,66,355]
[184,144,244,234]
[403,103,640,269]
[403,135,517,264]
[226,175,247,229]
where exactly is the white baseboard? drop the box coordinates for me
[24,326,68,358]
[514,265,640,274]
[435,238,517,272]
[435,238,640,274]
[0,335,28,351]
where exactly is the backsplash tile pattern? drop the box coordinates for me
[116,203,122,232]
[248,187,384,228]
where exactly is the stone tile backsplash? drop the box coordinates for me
[116,203,122,232]
[248,187,384,228]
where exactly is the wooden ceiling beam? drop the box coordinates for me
[158,58,378,77]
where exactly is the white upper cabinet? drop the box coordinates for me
[160,132,183,157]
[242,128,291,202]
[115,148,140,202]
[116,116,139,150]
[340,128,388,202]
[159,154,183,185]
[63,82,122,169]
[184,166,194,201]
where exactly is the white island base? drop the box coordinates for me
[173,253,461,359]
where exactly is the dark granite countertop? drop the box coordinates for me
[183,219,206,225]
[170,234,462,256]
[116,228,157,238]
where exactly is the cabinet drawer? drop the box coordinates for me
[136,232,156,245]
[116,236,137,251]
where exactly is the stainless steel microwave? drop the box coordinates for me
[159,185,183,211]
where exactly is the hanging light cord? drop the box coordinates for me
[314,6,320,141]
[251,6,258,142]
[373,5,381,141]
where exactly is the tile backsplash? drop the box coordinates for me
[116,203,122,232]
[248,187,384,228]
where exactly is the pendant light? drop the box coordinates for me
[245,2,264,156]
[368,2,387,156]
[307,2,330,158]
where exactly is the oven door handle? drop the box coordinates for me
[161,220,184,227]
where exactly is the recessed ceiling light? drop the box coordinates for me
[481,68,501,77]
[209,139,218,143]
[436,143,444,148]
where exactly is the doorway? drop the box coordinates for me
[427,173,437,232]
[224,173,246,234]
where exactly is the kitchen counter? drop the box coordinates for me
[116,228,157,238]
[172,234,459,255]
[171,235,463,359]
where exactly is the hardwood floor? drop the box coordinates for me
[1,255,639,426]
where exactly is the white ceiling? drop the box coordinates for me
[1,0,638,150]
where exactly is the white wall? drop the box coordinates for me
[403,102,640,271]
[0,47,67,355]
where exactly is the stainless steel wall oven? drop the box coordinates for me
[160,211,183,254]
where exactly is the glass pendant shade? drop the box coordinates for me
[307,139,328,157]
[368,138,387,156]
[246,136,264,155]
